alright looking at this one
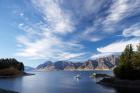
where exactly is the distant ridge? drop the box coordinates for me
[25,66,35,71]
[36,55,119,71]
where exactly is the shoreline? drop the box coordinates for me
[0,88,18,93]
[0,72,35,78]
[97,77,140,89]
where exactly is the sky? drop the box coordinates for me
[0,0,140,67]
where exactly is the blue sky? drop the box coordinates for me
[0,0,140,67]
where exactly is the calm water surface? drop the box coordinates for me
[0,71,138,93]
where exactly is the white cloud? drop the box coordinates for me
[16,0,86,61]
[20,13,24,16]
[91,38,140,59]
[105,0,128,23]
[97,38,140,53]
[63,0,106,19]
[83,0,106,16]
[90,37,102,42]
[103,0,140,33]
[57,52,86,60]
[83,26,95,35]
[122,23,140,37]
[18,22,44,36]
[18,23,24,27]
[16,29,85,60]
[32,0,74,34]
[91,52,114,59]
[79,25,103,42]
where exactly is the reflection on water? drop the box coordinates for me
[0,71,139,93]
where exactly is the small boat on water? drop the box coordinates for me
[74,74,81,79]
[92,72,96,76]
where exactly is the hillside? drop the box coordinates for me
[36,55,119,71]
[0,58,25,76]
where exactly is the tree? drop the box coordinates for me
[132,43,140,70]
[113,44,135,79]
[19,63,24,71]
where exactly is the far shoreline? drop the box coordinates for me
[35,69,113,72]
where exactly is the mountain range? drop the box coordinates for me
[36,55,119,71]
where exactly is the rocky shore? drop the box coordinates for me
[97,77,140,89]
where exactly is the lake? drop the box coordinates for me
[0,71,138,93]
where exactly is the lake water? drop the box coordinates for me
[0,71,139,93]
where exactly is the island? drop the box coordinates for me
[0,58,25,78]
[0,58,30,93]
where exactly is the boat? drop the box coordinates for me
[74,74,81,79]
[92,72,96,76]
